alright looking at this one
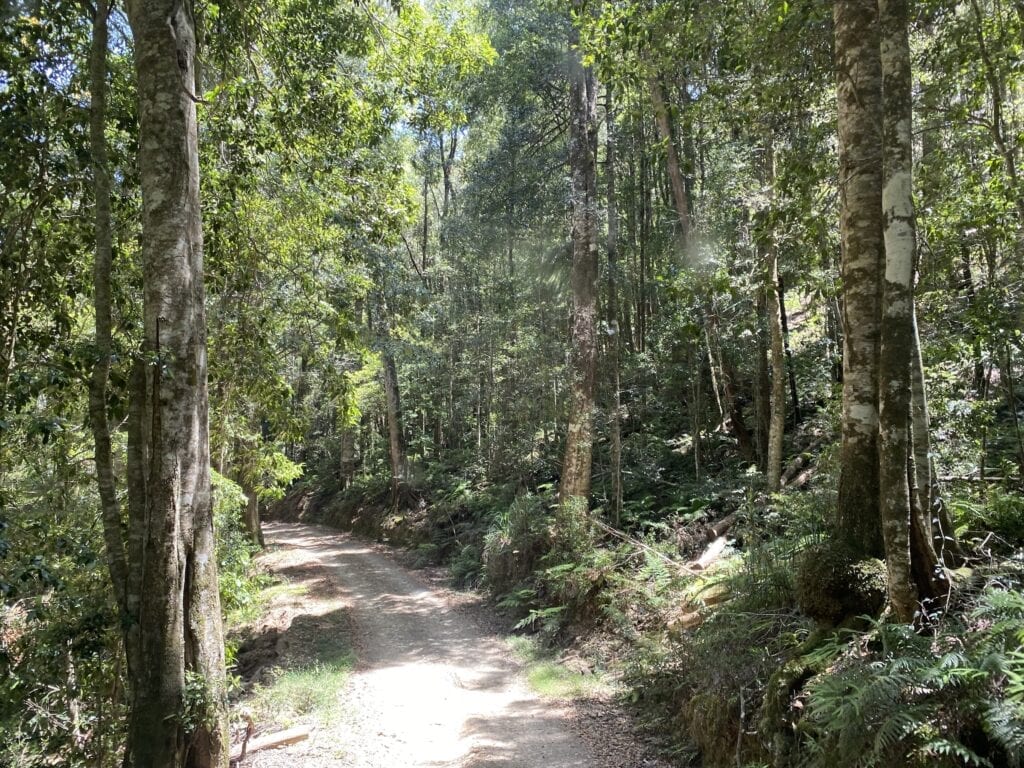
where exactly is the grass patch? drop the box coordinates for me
[250,653,353,727]
[225,577,307,628]
[508,635,613,700]
[526,661,611,699]
[508,634,542,662]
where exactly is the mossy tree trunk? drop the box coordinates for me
[124,0,228,764]
[834,0,885,558]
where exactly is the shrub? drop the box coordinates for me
[482,494,550,596]
[794,540,887,626]
[213,471,270,619]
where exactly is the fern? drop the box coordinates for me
[797,584,1024,768]
[982,701,1024,768]
[916,738,992,767]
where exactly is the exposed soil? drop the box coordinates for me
[231,521,674,768]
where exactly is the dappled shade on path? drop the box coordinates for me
[262,522,593,768]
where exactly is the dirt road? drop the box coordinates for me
[249,522,629,768]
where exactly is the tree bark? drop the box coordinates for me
[777,276,801,424]
[879,0,945,621]
[766,265,786,492]
[241,475,264,549]
[88,0,129,623]
[606,89,623,525]
[759,145,786,492]
[124,0,228,763]
[834,0,885,558]
[754,292,772,471]
[649,74,691,244]
[558,3,600,508]
[339,426,355,490]
[382,349,409,501]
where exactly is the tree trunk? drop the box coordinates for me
[648,74,691,244]
[124,0,228,764]
[382,349,409,502]
[242,481,264,548]
[606,89,623,525]
[759,146,786,492]
[777,276,801,424]
[754,292,772,471]
[766,266,786,492]
[834,0,885,558]
[88,0,129,624]
[339,427,355,490]
[558,4,600,508]
[440,129,457,220]
[879,0,945,621]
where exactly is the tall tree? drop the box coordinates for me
[878,0,945,620]
[87,0,128,624]
[124,0,228,764]
[759,145,787,493]
[834,0,885,557]
[606,88,624,523]
[558,0,600,508]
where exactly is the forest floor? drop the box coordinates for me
[228,522,674,768]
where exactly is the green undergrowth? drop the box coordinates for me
[285,464,1024,767]
[508,635,615,700]
[226,560,353,730]
[249,650,354,728]
[214,471,275,626]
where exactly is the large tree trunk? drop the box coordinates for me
[124,0,228,764]
[558,4,599,508]
[834,0,885,558]
[878,0,945,621]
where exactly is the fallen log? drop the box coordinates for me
[692,535,729,571]
[230,725,310,763]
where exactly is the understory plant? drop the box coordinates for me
[795,582,1024,768]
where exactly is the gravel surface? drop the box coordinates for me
[236,522,675,768]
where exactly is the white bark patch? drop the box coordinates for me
[849,402,879,426]
[882,170,913,220]
[884,229,914,287]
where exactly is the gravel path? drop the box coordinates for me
[241,522,672,768]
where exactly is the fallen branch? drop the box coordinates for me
[591,519,699,575]
[229,725,310,763]
[780,438,826,486]
[937,475,1021,484]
